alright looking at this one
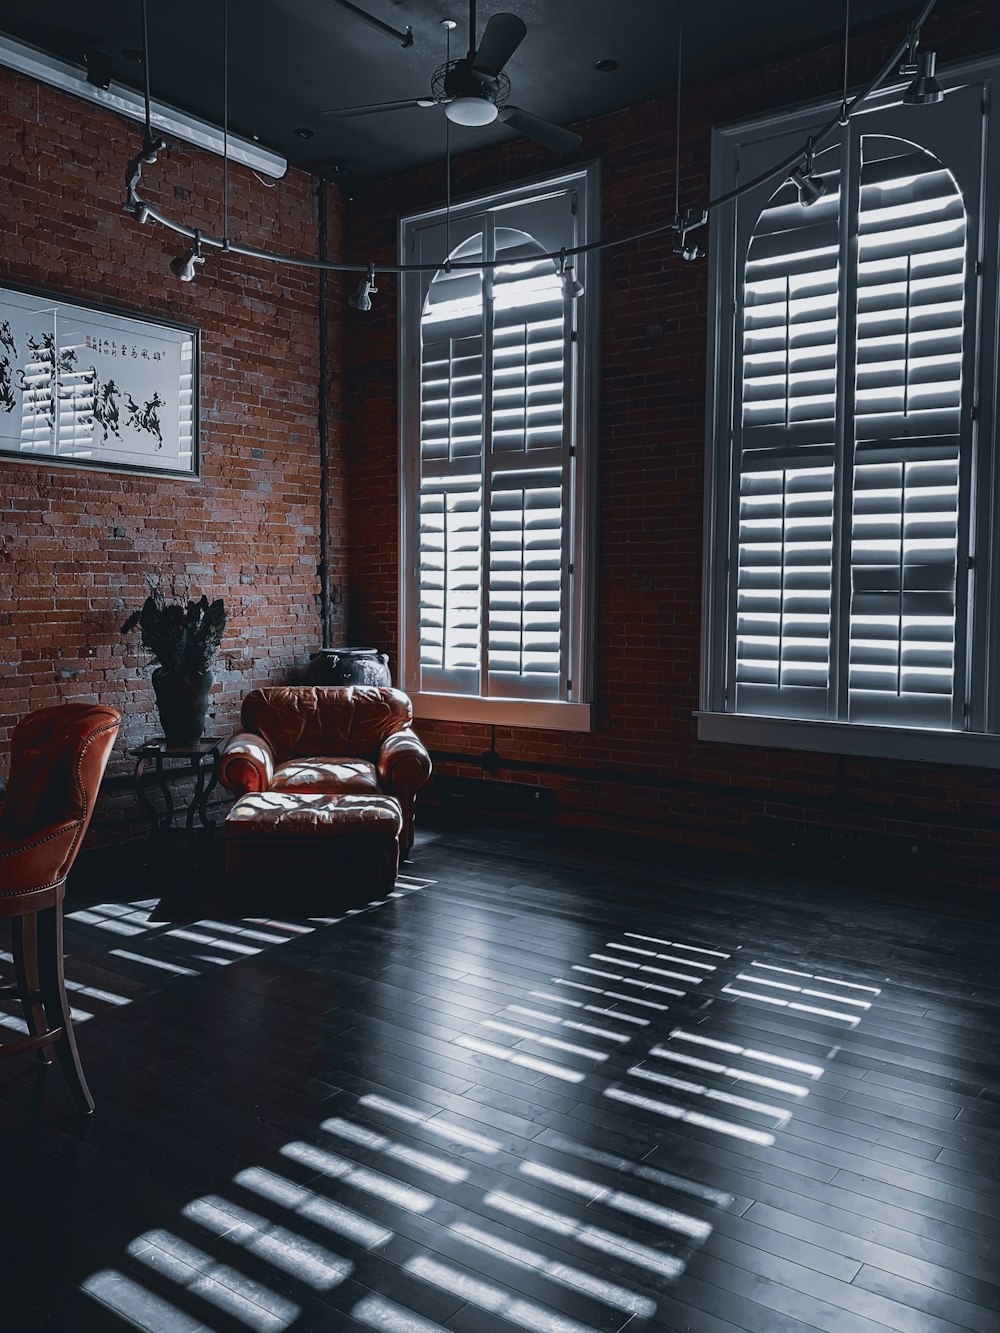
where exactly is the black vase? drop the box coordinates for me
[305,647,391,688]
[152,668,213,747]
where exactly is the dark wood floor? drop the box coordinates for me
[2,820,999,1333]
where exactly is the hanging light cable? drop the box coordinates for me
[670,1,705,262]
[222,0,230,250]
[138,0,165,162]
[673,0,683,226]
[839,0,851,123]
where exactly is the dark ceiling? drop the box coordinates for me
[1,0,951,181]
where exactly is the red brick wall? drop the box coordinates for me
[343,1,1000,886]
[0,70,347,834]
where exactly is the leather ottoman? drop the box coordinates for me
[224,790,402,890]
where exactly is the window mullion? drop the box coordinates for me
[480,213,496,703]
[725,185,751,713]
[831,123,860,722]
[951,100,989,731]
[560,190,576,698]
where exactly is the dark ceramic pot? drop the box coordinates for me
[305,647,391,688]
[152,668,213,747]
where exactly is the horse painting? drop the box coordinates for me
[0,357,14,414]
[125,391,165,448]
[91,375,123,442]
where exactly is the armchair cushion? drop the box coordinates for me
[270,759,379,795]
[227,791,402,838]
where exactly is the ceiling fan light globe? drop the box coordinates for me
[446,96,498,126]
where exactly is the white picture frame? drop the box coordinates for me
[0,282,199,478]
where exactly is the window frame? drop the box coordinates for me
[398,163,600,732]
[700,57,1000,767]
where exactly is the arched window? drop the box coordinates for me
[723,105,977,742]
[401,171,596,729]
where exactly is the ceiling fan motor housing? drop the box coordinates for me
[434,58,511,112]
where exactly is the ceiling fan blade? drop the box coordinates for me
[321,98,434,117]
[471,13,527,79]
[498,106,581,153]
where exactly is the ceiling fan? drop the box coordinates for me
[321,1,582,153]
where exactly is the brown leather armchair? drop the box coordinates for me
[0,702,120,1113]
[219,686,431,854]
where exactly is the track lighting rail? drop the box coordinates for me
[329,0,413,48]
[124,0,939,287]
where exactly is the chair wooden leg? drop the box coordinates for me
[36,904,94,1115]
[11,915,53,1064]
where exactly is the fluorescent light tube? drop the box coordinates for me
[0,33,287,179]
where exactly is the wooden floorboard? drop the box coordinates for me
[2,822,999,1333]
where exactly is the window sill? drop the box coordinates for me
[411,692,594,733]
[696,711,1000,768]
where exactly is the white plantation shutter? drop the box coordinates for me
[488,470,564,695]
[416,233,485,694]
[417,479,482,693]
[487,230,568,699]
[407,186,584,708]
[734,153,841,719]
[716,85,985,744]
[849,136,967,727]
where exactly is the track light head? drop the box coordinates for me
[349,264,377,311]
[559,251,584,299]
[903,50,944,105]
[671,208,707,262]
[170,233,205,282]
[789,161,827,207]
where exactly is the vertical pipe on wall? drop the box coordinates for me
[317,178,332,650]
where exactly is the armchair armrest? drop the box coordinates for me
[377,730,432,793]
[0,820,83,894]
[219,732,275,796]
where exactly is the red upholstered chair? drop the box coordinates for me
[219,686,432,856]
[0,702,120,1114]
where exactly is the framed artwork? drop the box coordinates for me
[0,282,198,477]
